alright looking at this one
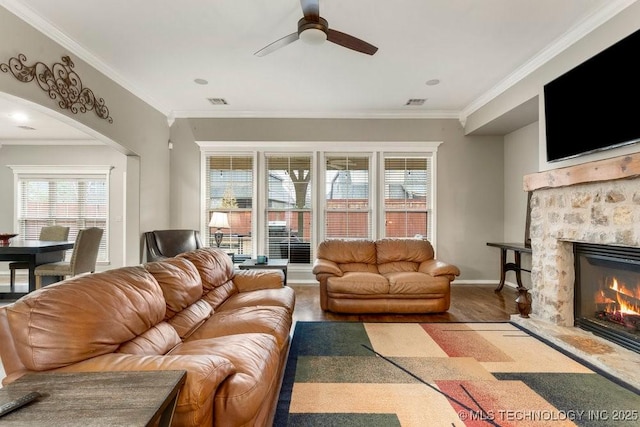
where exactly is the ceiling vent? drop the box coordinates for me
[17,125,36,130]
[405,99,426,106]
[208,98,228,105]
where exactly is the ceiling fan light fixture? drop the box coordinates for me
[299,28,327,45]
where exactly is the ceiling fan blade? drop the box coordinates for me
[254,32,299,57]
[300,0,320,20]
[327,29,378,55]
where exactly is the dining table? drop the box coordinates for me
[0,240,75,300]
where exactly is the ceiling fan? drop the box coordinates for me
[254,0,378,57]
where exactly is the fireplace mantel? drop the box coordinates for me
[523,152,640,191]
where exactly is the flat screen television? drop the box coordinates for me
[544,28,640,162]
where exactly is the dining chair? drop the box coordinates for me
[9,225,70,291]
[34,227,104,288]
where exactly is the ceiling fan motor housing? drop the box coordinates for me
[298,17,328,43]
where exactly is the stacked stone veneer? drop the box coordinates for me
[529,176,640,326]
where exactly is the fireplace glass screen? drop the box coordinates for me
[574,243,640,353]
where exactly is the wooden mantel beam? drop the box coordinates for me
[523,152,640,191]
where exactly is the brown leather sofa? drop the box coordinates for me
[312,238,459,314]
[0,248,294,427]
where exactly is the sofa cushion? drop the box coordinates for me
[233,269,284,291]
[116,321,182,355]
[218,286,296,314]
[178,248,235,291]
[200,280,236,310]
[171,333,280,427]
[317,239,377,264]
[144,258,203,318]
[6,266,165,371]
[187,306,292,350]
[384,271,450,295]
[327,272,390,294]
[168,299,213,339]
[376,238,435,264]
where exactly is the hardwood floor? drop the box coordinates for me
[2,274,519,321]
[291,283,520,323]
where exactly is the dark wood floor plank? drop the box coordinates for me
[291,283,519,323]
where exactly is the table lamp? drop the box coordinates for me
[209,212,230,247]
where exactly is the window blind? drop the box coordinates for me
[17,176,108,261]
[384,157,432,240]
[206,154,254,258]
[265,154,313,263]
[324,155,371,239]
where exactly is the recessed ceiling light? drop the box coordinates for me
[194,78,208,85]
[425,79,440,86]
[10,112,29,123]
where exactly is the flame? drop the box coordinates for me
[609,277,640,299]
[617,292,639,315]
[595,276,640,316]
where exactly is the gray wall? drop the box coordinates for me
[0,7,170,264]
[0,145,127,271]
[501,122,539,287]
[503,122,538,242]
[170,117,505,281]
[465,1,640,171]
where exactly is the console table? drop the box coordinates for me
[486,242,532,292]
[0,370,186,426]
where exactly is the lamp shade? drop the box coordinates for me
[209,212,230,229]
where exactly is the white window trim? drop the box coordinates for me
[197,141,442,261]
[9,164,113,264]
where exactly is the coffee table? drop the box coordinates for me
[238,258,289,285]
[0,370,186,426]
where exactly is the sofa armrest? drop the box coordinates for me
[419,259,461,278]
[52,353,235,413]
[233,269,284,292]
[312,259,343,277]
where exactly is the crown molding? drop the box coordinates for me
[459,0,637,123]
[171,109,461,120]
[0,0,170,116]
[0,139,101,145]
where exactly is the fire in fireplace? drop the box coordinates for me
[574,243,640,353]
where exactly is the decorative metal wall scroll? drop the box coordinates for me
[1,54,113,123]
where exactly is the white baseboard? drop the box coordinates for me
[452,279,518,289]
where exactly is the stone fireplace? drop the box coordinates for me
[515,153,640,387]
[527,167,640,328]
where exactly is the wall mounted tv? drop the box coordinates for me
[544,28,640,162]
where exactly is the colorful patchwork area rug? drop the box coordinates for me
[274,322,639,427]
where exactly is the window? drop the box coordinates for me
[205,154,254,261]
[384,157,432,241]
[12,166,111,262]
[265,155,313,263]
[198,141,440,267]
[324,155,371,239]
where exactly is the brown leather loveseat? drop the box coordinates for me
[312,238,459,314]
[0,248,294,426]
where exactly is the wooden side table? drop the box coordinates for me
[0,370,186,426]
[486,242,532,292]
[238,258,289,285]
